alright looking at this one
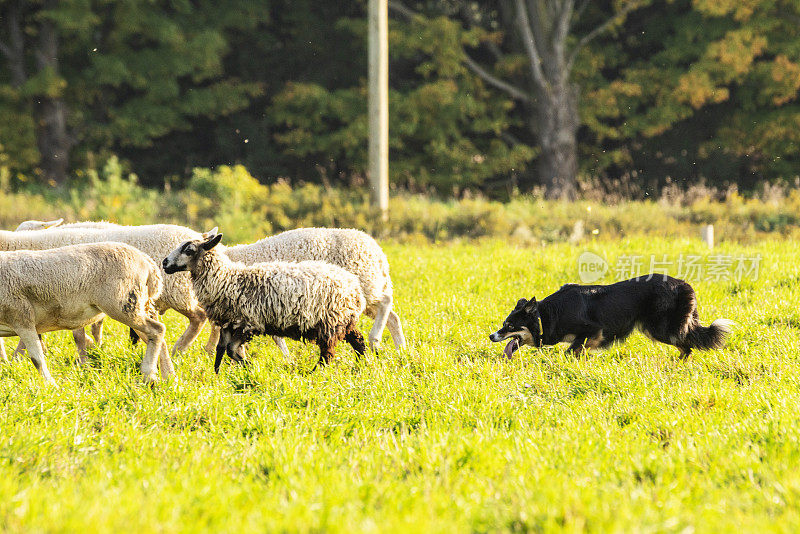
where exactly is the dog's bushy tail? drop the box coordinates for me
[684,319,733,351]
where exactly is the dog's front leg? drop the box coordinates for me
[566,328,605,357]
[566,338,589,356]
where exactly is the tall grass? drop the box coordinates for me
[0,237,797,532]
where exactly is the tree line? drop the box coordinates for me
[1,0,798,199]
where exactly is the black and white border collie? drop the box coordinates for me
[490,275,731,358]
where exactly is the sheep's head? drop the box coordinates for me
[163,233,223,274]
[15,218,64,231]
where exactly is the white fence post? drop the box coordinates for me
[369,0,389,222]
[701,224,714,249]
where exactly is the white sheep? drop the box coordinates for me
[12,219,122,349]
[14,218,121,231]
[0,242,172,384]
[163,234,368,371]
[0,225,209,355]
[208,227,405,359]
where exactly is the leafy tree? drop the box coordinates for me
[0,0,267,184]
[384,0,645,198]
[199,0,369,184]
[3,0,800,194]
[267,3,535,194]
[0,0,89,183]
[683,0,800,183]
[579,0,800,189]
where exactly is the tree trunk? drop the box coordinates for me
[4,1,27,88]
[534,81,579,200]
[35,97,71,184]
[34,15,71,185]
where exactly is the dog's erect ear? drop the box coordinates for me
[523,297,537,313]
[201,233,223,250]
[515,298,528,309]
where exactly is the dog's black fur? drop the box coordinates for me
[490,275,731,358]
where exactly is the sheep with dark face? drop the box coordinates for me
[218,228,405,358]
[163,234,367,371]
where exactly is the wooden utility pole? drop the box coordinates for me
[368,0,389,221]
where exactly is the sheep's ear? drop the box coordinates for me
[202,227,219,238]
[44,218,64,229]
[201,233,223,250]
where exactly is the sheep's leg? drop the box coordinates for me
[157,338,173,378]
[386,310,407,349]
[367,294,394,350]
[226,338,249,366]
[172,308,207,354]
[133,318,167,382]
[72,329,93,362]
[130,322,175,379]
[113,314,165,382]
[205,325,220,355]
[214,342,225,374]
[345,329,367,358]
[226,343,243,364]
[91,320,104,345]
[131,327,143,347]
[11,340,26,360]
[214,324,247,362]
[0,341,6,362]
[136,327,173,379]
[214,329,232,374]
[272,336,292,362]
[16,328,56,386]
[11,334,46,360]
[315,337,337,369]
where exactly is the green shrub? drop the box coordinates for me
[3,161,800,244]
[67,156,159,225]
[179,165,274,244]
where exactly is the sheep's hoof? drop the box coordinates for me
[143,372,159,384]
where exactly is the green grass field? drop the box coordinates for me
[0,236,798,532]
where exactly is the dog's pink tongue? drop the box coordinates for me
[503,338,519,358]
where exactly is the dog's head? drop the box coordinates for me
[489,297,543,357]
[163,233,223,274]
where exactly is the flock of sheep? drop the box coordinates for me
[0,220,406,385]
